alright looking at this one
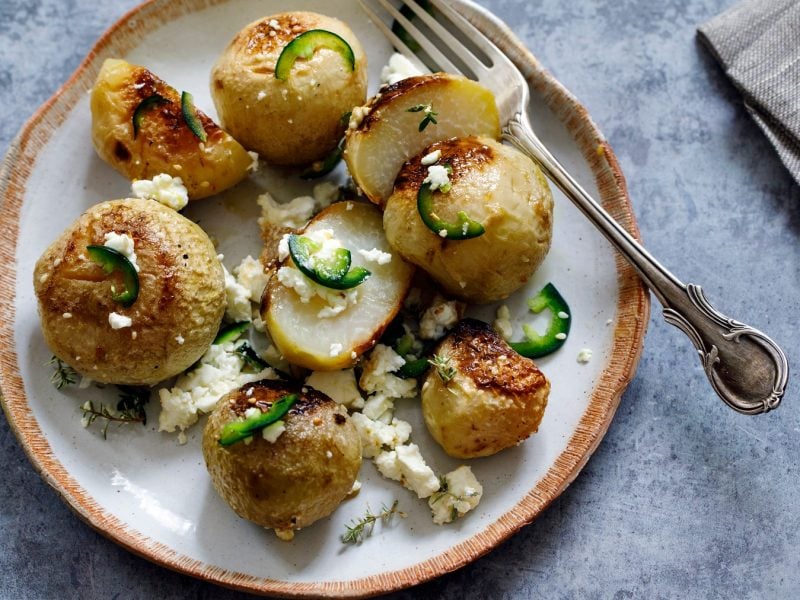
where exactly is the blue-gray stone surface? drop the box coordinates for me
[1,0,798,598]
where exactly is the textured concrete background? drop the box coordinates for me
[1,0,798,598]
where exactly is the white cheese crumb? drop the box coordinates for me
[312,181,339,208]
[555,332,567,340]
[257,191,316,229]
[222,264,252,323]
[103,232,139,272]
[348,480,362,496]
[261,419,286,443]
[419,296,460,340]
[326,450,333,459]
[233,255,268,304]
[350,412,411,458]
[577,348,593,364]
[380,52,423,86]
[429,465,483,524]
[62,312,72,319]
[131,173,188,211]
[108,312,132,329]
[375,444,440,498]
[557,311,570,319]
[247,150,260,172]
[359,345,417,399]
[357,248,392,265]
[329,342,343,357]
[348,105,370,130]
[438,229,447,238]
[305,369,364,409]
[277,266,359,318]
[423,164,451,192]
[493,305,513,341]
[175,335,185,345]
[421,149,442,165]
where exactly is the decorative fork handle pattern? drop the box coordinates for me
[503,111,788,414]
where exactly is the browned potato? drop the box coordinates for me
[344,73,500,205]
[33,198,225,385]
[210,12,367,166]
[202,380,361,539]
[422,319,550,458]
[262,201,414,370]
[91,58,252,200]
[383,136,553,304]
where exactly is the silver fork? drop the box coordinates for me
[359,0,788,415]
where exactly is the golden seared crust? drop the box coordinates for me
[422,319,550,458]
[202,380,361,533]
[383,136,553,303]
[90,58,251,200]
[33,198,225,385]
[210,12,367,166]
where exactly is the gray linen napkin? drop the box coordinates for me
[697,0,800,186]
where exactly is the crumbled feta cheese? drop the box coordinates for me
[438,229,448,238]
[577,348,593,364]
[348,480,362,496]
[222,264,252,323]
[131,173,188,211]
[380,52,423,86]
[375,444,440,498]
[493,305,513,341]
[429,465,483,524]
[261,419,286,443]
[62,312,72,319]
[359,344,417,398]
[257,191,316,229]
[329,342,343,357]
[305,369,364,409]
[362,393,395,423]
[348,105,370,130]
[312,181,340,208]
[175,335,185,345]
[233,255,268,304]
[103,232,139,272]
[555,332,567,340]
[157,343,276,435]
[277,266,359,318]
[247,150,260,171]
[350,412,411,458]
[423,165,451,192]
[108,312,132,329]
[557,311,570,319]
[419,296,460,340]
[268,18,281,30]
[421,149,442,166]
[357,248,392,265]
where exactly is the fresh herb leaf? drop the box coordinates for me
[49,356,78,390]
[116,385,150,426]
[429,354,456,384]
[406,103,438,132]
[341,500,404,544]
[81,395,148,440]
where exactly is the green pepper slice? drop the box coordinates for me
[213,321,250,345]
[300,141,343,179]
[218,393,298,447]
[417,172,485,240]
[86,245,140,307]
[132,94,169,139]
[509,283,571,359]
[275,29,355,81]
[397,357,429,379]
[287,233,370,290]
[180,91,207,142]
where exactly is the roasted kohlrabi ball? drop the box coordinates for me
[422,319,550,458]
[210,12,367,166]
[33,198,226,385]
[202,380,361,540]
[383,136,553,304]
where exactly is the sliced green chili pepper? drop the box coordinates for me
[275,30,355,81]
[397,357,429,379]
[180,91,207,142]
[287,233,371,290]
[300,141,343,179]
[417,166,485,240]
[214,321,250,345]
[218,393,298,447]
[234,341,270,371]
[132,94,169,139]
[509,283,571,359]
[86,245,140,307]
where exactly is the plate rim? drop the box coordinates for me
[0,0,650,596]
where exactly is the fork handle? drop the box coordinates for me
[503,111,788,415]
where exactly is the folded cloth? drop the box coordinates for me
[697,0,800,186]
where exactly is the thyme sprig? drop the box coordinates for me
[81,386,150,439]
[49,356,78,390]
[407,103,438,131]
[429,354,456,384]
[341,500,404,544]
[430,476,480,522]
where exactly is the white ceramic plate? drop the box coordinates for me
[0,0,648,596]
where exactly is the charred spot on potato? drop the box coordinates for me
[334,413,346,425]
[114,142,131,162]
